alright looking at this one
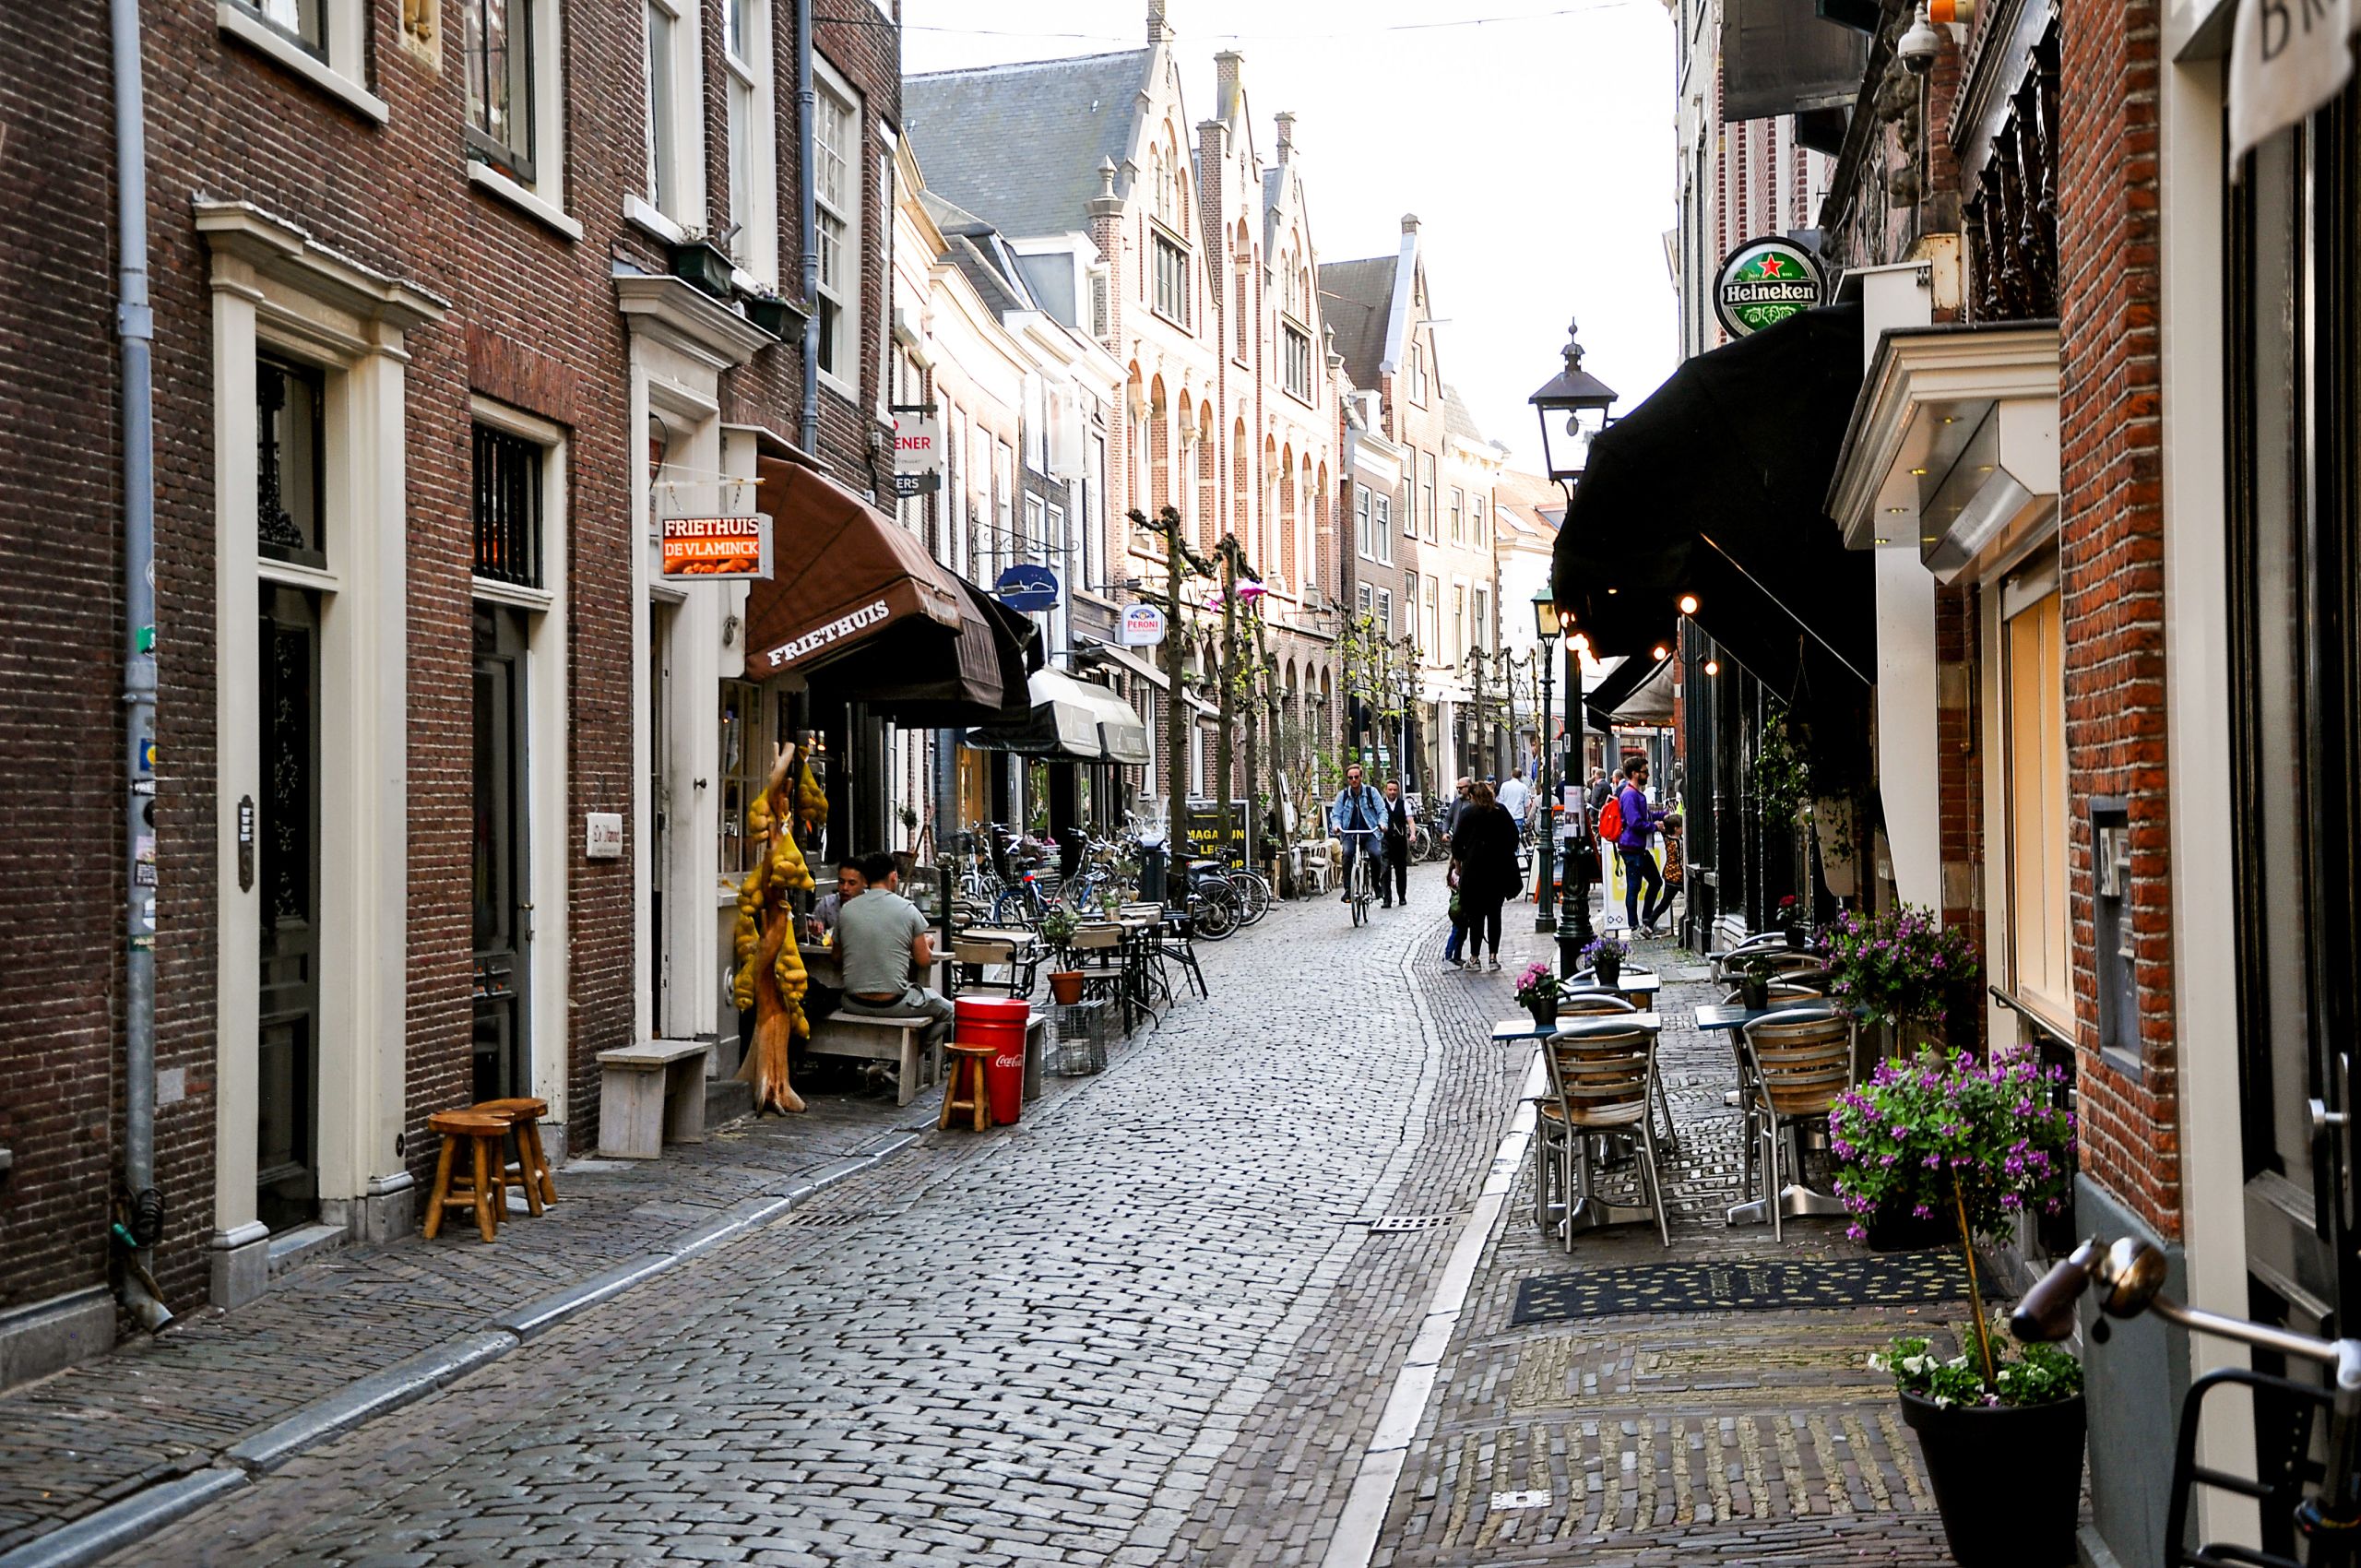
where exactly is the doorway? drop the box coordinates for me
[257,585,321,1233]
[473,603,531,1103]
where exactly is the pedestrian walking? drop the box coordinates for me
[1381,778,1411,909]
[1440,777,1475,962]
[1450,780,1523,971]
[1496,770,1531,833]
[1612,757,1678,936]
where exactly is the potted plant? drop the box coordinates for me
[1777,893,1806,948]
[742,281,808,339]
[1736,955,1775,1011]
[668,230,734,300]
[1820,902,1978,1047]
[1580,933,1629,989]
[1038,904,1084,1004]
[1513,962,1560,1028]
[1837,1047,2082,1565]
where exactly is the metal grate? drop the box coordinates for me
[776,1209,872,1228]
[472,423,543,587]
[1366,1214,1462,1233]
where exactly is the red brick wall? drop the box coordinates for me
[1935,580,1986,1053]
[2056,0,2177,1236]
[0,0,130,1315]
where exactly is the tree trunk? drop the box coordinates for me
[1214,540,1237,858]
[1163,511,1185,827]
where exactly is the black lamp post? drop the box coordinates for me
[1532,588,1561,933]
[1530,316,1618,958]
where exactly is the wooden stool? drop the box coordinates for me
[422,1111,509,1242]
[939,1044,993,1133]
[468,1096,556,1214]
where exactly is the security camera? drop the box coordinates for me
[1897,4,1942,72]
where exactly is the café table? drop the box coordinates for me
[1492,1012,1665,1042]
[1564,968,1663,1006]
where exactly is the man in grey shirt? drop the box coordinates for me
[836,851,955,1049]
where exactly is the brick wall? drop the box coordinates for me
[1934,578,1985,1052]
[0,0,131,1315]
[2055,0,2177,1236]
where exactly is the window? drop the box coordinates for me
[1473,496,1488,548]
[722,0,776,279]
[1152,232,1190,328]
[256,354,326,566]
[1357,582,1374,617]
[2002,578,2067,1022]
[1090,269,1110,339]
[813,67,860,386]
[1409,341,1429,406]
[1282,322,1312,400]
[1420,453,1437,542]
[642,0,680,214]
[463,0,533,180]
[247,0,325,52]
[1422,576,1440,660]
[1399,479,1416,539]
[472,424,543,587]
[1375,588,1393,634]
[1354,484,1372,560]
[1452,583,1465,661]
[1375,494,1393,564]
[1473,587,1490,652]
[718,680,771,878]
[1449,486,1464,544]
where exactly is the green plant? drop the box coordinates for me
[1513,962,1560,1008]
[1871,1327,2083,1410]
[1037,905,1079,945]
[1819,903,1978,1028]
[1751,708,1811,825]
[1832,1046,2077,1396]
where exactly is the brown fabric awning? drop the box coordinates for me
[742,457,1040,724]
[742,457,966,677]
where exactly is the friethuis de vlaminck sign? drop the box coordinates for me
[1712,237,1826,339]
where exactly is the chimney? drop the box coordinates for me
[1275,111,1296,155]
[1402,212,1421,235]
[1147,0,1172,42]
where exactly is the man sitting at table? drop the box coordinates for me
[807,861,865,942]
[835,850,955,1051]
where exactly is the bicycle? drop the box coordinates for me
[2014,1235,2361,1565]
[1343,837,1378,927]
[1227,866,1273,927]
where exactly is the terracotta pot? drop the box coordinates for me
[1048,970,1085,1005]
[1899,1390,2085,1567]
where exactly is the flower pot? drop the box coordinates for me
[669,238,734,300]
[1594,955,1621,989]
[1048,970,1085,1005]
[744,294,805,338]
[1862,1206,1955,1253]
[1784,923,1807,950]
[1526,997,1558,1030]
[1739,977,1771,1010]
[1899,1390,2084,1567]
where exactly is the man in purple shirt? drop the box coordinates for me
[1616,756,1677,936]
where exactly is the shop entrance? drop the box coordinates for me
[256,585,321,1233]
[472,603,531,1103]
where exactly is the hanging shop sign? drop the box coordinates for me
[1119,602,1167,647]
[894,413,943,499]
[659,514,771,580]
[1712,237,1826,339]
[993,564,1062,612]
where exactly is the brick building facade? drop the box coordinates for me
[0,0,903,1385]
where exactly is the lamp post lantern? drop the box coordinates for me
[1530,317,1617,956]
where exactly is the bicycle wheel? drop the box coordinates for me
[1350,860,1370,927]
[1193,887,1240,940]
[991,887,1036,927]
[1228,870,1273,926]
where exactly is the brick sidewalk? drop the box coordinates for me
[0,1065,939,1556]
[1370,958,1957,1566]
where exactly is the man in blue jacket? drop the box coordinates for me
[1616,756,1677,936]
[1331,762,1386,904]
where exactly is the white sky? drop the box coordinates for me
[897,0,1680,469]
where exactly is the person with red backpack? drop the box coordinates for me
[1609,755,1678,936]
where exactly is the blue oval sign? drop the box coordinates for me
[994,564,1061,612]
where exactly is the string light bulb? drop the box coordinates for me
[1678,594,1699,615]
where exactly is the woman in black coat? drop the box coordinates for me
[1449,780,1523,971]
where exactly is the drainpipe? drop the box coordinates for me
[112,0,171,1333]
[796,0,819,455]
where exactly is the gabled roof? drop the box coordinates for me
[904,50,1150,241]
[1318,256,1397,389]
[1442,385,1486,446]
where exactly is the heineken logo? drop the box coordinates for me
[1713,238,1826,338]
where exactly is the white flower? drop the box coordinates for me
[1947,1356,1968,1371]
[1934,1396,1953,1409]
[1901,1355,1929,1375]
[1996,1369,2012,1384]
[1868,1353,1888,1372]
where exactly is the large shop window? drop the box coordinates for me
[2001,567,2067,1027]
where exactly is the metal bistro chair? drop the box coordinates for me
[1556,992,1679,1156]
[1738,1005,1858,1240]
[1534,1017,1672,1249]
[952,932,1039,999]
[1713,945,1826,985]
[1151,909,1209,1002]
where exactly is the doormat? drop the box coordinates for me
[1510,1251,2009,1324]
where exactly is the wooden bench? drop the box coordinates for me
[595,1039,710,1158]
[808,1012,938,1107]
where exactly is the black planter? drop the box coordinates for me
[1900,1391,2085,1567]
[1527,998,1558,1030]
[1739,977,1771,1010]
[1594,955,1622,989]
[1862,1206,1955,1252]
[1784,923,1808,950]
[744,295,805,338]
[669,239,734,299]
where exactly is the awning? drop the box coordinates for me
[1721,0,1871,121]
[743,457,1039,724]
[1552,303,1872,778]
[1584,649,1670,732]
[1606,652,1678,725]
[1088,639,1217,718]
[967,670,1152,765]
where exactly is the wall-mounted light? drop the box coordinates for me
[1677,593,1699,615]
[1651,644,1669,661]
[1703,659,1721,675]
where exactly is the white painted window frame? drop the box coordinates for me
[721,0,777,285]
[216,0,386,124]
[813,53,863,398]
[641,0,705,228]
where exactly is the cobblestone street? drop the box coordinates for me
[3,872,1956,1567]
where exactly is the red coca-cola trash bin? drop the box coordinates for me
[955,995,1030,1125]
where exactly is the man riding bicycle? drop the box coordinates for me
[1330,762,1386,905]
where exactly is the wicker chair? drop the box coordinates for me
[1739,1006,1859,1240]
[1534,1017,1671,1248]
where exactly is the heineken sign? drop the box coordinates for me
[1713,237,1825,338]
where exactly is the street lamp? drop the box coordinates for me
[1532,588,1561,934]
[1528,317,1620,488]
